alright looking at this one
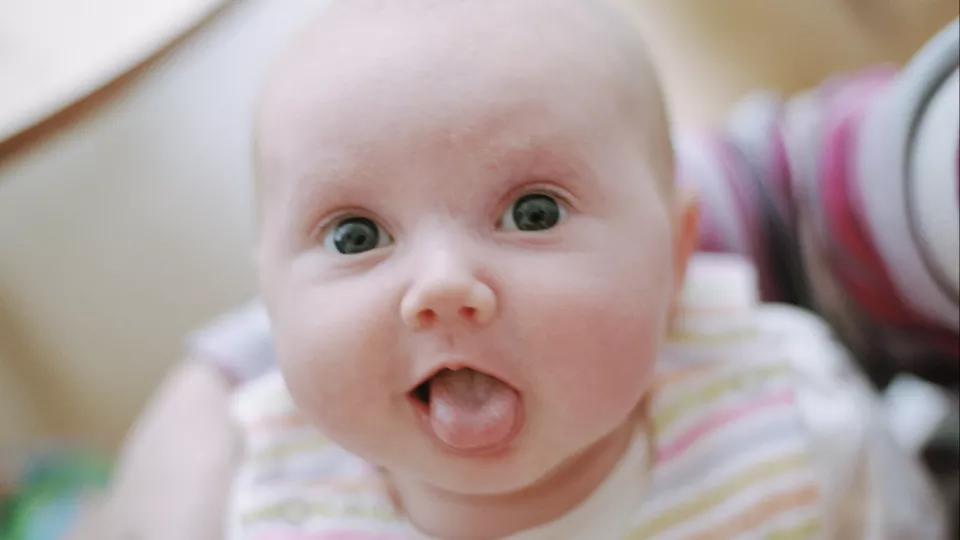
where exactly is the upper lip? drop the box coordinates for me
[407,359,518,394]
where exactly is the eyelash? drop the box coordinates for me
[313,186,574,240]
[497,186,572,217]
[314,209,387,238]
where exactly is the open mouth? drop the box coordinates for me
[407,367,504,408]
[411,377,433,407]
[407,366,523,454]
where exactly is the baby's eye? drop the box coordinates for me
[322,216,392,255]
[499,193,566,232]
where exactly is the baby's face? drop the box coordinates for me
[256,1,689,496]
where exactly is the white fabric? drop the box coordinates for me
[909,68,960,298]
[856,18,960,331]
[760,304,946,539]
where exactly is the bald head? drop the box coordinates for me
[254,0,673,196]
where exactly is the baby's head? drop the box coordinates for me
[254,0,697,496]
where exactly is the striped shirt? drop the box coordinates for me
[224,255,946,539]
[676,19,959,387]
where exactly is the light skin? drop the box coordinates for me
[255,0,698,538]
[67,360,238,540]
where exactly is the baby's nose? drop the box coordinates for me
[400,276,496,329]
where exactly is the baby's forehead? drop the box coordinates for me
[255,0,668,187]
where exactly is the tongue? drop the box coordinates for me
[428,369,520,451]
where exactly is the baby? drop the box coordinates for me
[224,0,945,538]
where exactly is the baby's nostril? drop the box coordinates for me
[460,306,477,319]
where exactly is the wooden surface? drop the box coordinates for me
[0,0,325,448]
[619,0,958,125]
[0,0,227,143]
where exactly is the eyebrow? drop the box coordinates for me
[484,136,601,196]
[280,156,381,233]
[277,126,603,229]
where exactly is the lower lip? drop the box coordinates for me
[406,394,526,459]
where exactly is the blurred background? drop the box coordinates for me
[0,0,957,469]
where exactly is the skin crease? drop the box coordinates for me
[255,1,699,538]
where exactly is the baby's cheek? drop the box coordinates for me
[533,307,661,437]
[275,332,356,415]
[270,304,399,447]
[559,339,655,415]
[278,339,396,455]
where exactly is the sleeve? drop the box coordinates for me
[187,300,277,387]
[760,304,949,539]
[678,19,960,382]
[853,19,959,338]
[674,92,805,305]
[672,74,889,309]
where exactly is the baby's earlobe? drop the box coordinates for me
[672,185,701,280]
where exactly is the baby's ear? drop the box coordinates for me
[671,185,700,291]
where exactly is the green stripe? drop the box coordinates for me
[241,498,396,526]
[248,437,331,464]
[627,452,809,539]
[654,363,793,434]
[768,517,821,539]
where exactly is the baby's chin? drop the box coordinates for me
[407,446,573,497]
[309,382,642,497]
[387,424,617,497]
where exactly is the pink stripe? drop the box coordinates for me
[255,531,407,540]
[821,82,918,326]
[821,83,881,268]
[770,111,796,224]
[656,389,794,464]
[711,136,757,260]
[710,134,787,302]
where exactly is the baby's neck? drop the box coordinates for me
[386,420,637,540]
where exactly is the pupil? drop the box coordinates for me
[513,194,560,231]
[334,217,379,254]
